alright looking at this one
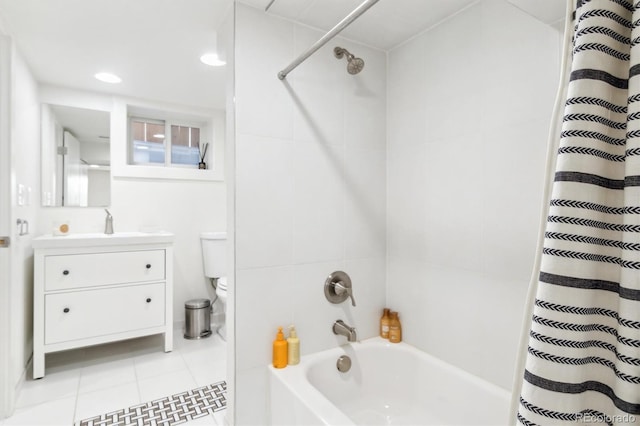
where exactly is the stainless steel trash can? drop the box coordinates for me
[184,298,212,339]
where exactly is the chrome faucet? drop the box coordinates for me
[333,320,357,342]
[104,209,114,235]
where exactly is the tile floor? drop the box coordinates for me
[1,325,227,426]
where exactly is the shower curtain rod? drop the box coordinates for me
[277,0,380,80]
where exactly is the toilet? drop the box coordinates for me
[200,231,227,340]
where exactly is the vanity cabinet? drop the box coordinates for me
[32,232,174,379]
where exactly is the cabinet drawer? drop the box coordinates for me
[45,283,165,344]
[44,250,165,291]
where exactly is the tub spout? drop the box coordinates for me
[333,320,357,342]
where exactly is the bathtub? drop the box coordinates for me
[269,337,510,425]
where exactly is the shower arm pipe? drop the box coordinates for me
[277,0,380,80]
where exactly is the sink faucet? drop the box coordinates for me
[104,209,114,234]
[333,320,357,342]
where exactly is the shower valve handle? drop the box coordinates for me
[334,282,356,307]
[324,271,356,307]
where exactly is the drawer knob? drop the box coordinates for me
[63,308,70,313]
[146,264,151,269]
[63,270,69,275]
[146,298,152,303]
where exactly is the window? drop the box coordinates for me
[130,117,204,168]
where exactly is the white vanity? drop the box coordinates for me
[32,232,174,379]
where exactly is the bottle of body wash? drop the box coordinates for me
[389,311,402,343]
[287,325,300,365]
[272,327,288,368]
[380,308,390,339]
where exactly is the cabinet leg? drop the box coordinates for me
[33,352,45,379]
[164,328,173,352]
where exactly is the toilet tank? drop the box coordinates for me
[200,232,227,278]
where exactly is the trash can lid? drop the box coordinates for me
[185,298,211,309]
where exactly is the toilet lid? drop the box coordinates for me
[217,277,227,291]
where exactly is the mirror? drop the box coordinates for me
[41,104,110,207]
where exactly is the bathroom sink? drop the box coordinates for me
[32,231,174,249]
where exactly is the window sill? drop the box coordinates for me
[112,164,223,181]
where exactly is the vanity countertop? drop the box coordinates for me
[33,231,174,249]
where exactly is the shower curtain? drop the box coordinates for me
[517,0,640,424]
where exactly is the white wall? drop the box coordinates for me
[36,86,227,324]
[234,4,387,424]
[9,43,41,396]
[386,0,560,390]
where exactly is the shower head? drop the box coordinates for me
[334,47,364,75]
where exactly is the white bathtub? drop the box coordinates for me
[269,337,510,425]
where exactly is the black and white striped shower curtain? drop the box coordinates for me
[517,0,640,424]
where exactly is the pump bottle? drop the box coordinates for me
[380,308,390,339]
[389,311,402,343]
[272,326,288,368]
[287,325,300,365]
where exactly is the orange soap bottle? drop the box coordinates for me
[380,308,391,339]
[272,326,288,368]
[389,311,402,343]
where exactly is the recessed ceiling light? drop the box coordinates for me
[200,53,226,67]
[94,72,122,84]
[153,134,165,139]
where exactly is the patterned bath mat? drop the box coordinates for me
[77,381,226,426]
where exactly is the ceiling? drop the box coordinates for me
[50,105,110,145]
[0,0,565,110]
[239,0,566,51]
[0,0,233,110]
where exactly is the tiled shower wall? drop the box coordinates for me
[234,4,387,424]
[386,0,561,390]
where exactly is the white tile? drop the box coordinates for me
[5,396,76,426]
[235,266,294,370]
[386,142,428,262]
[291,81,344,146]
[387,83,426,150]
[344,147,386,260]
[134,350,189,381]
[75,383,140,422]
[16,367,80,409]
[180,336,226,367]
[291,261,349,355]
[387,260,528,391]
[235,367,269,426]
[481,119,547,281]
[236,4,294,139]
[181,336,227,386]
[78,357,136,395]
[212,409,228,426]
[292,143,346,263]
[422,134,484,271]
[80,341,135,366]
[480,1,559,129]
[340,39,387,104]
[126,333,167,356]
[422,4,483,141]
[386,259,432,347]
[344,96,386,152]
[344,258,386,340]
[236,134,294,269]
[44,348,86,370]
[388,34,427,92]
[184,414,217,425]
[189,359,226,388]
[289,26,345,147]
[137,370,198,403]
